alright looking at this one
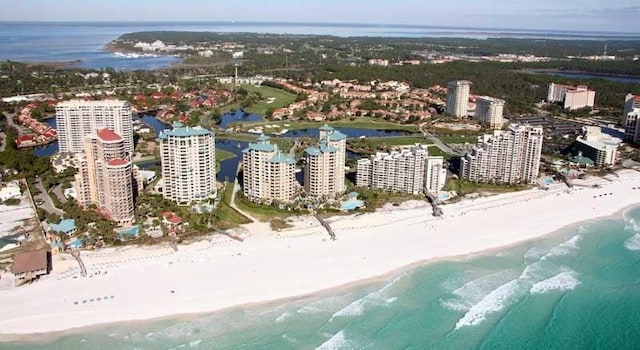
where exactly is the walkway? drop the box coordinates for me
[70,250,87,277]
[227,162,258,223]
[314,214,336,240]
[420,122,461,156]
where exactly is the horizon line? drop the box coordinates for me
[0,20,639,36]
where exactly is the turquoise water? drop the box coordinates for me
[5,207,640,349]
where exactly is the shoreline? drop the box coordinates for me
[1,170,640,340]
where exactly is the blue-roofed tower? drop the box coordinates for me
[304,125,347,198]
[242,134,297,203]
[159,125,217,205]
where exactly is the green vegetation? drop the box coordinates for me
[216,184,252,228]
[236,84,296,116]
[444,179,531,196]
[270,218,293,231]
[348,136,431,153]
[234,190,300,222]
[236,117,420,133]
[352,186,424,211]
[426,145,453,160]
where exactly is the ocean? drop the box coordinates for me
[4,206,640,349]
[1,22,639,70]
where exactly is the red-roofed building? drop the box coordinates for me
[107,158,129,167]
[96,129,123,142]
[15,134,37,148]
[162,211,183,234]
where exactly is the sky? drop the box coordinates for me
[1,0,639,32]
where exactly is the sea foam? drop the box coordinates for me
[624,234,640,251]
[329,273,406,321]
[541,235,581,260]
[441,269,515,312]
[530,271,581,294]
[316,330,348,350]
[454,279,522,329]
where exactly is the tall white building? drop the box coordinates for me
[622,107,640,144]
[303,125,347,198]
[242,135,297,204]
[460,124,544,184]
[547,83,595,110]
[159,123,216,205]
[446,80,472,117]
[56,100,134,154]
[474,96,505,129]
[622,94,640,126]
[356,144,446,195]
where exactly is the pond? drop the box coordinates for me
[280,127,408,138]
[220,109,263,129]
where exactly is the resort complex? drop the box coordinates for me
[460,124,544,184]
[547,83,596,110]
[574,126,620,166]
[356,144,447,195]
[159,123,217,205]
[303,125,347,198]
[75,129,136,227]
[242,135,297,204]
[56,99,134,154]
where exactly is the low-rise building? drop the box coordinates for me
[11,249,50,284]
[573,126,620,166]
[547,83,595,110]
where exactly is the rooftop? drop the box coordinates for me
[96,129,122,142]
[328,130,347,141]
[11,249,48,274]
[159,125,213,139]
[244,142,276,153]
[257,134,271,142]
[57,99,129,107]
[269,152,296,164]
[107,158,129,167]
[319,124,334,131]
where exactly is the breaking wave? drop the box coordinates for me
[624,234,640,251]
[541,235,581,260]
[530,271,581,294]
[315,330,349,350]
[329,273,406,321]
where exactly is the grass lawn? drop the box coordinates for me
[216,184,251,228]
[351,136,432,149]
[237,85,297,116]
[232,190,298,222]
[239,117,420,134]
[216,149,236,162]
[437,135,478,144]
[216,132,259,142]
[427,145,453,160]
[445,179,531,196]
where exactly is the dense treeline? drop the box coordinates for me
[281,61,640,115]
[117,31,640,58]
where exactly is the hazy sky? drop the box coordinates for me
[1,0,639,32]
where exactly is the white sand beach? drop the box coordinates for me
[0,170,640,336]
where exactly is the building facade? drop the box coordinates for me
[303,125,347,198]
[446,80,472,117]
[547,83,595,110]
[474,96,505,129]
[159,124,217,205]
[622,107,640,144]
[460,124,544,184]
[56,100,134,154]
[242,135,297,203]
[356,144,446,195]
[75,129,135,227]
[574,126,620,167]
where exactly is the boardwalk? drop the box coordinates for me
[314,214,336,240]
[70,250,87,277]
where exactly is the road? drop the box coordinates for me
[34,179,64,216]
[419,122,461,156]
[52,184,68,204]
[0,131,5,152]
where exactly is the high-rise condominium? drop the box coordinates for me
[303,125,347,198]
[460,124,543,184]
[56,100,134,154]
[159,124,217,205]
[75,129,135,227]
[242,135,297,203]
[446,80,472,117]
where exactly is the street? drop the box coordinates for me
[34,179,64,216]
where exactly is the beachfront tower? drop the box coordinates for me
[56,100,134,154]
[460,124,543,184]
[159,123,217,205]
[446,80,472,117]
[304,125,347,198]
[242,134,297,204]
[356,144,446,195]
[75,129,135,227]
